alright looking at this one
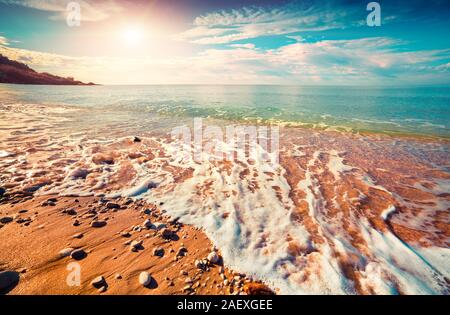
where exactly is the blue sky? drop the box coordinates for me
[0,0,449,85]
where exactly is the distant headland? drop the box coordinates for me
[0,54,95,85]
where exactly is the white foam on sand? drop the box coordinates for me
[0,150,11,158]
[19,133,448,295]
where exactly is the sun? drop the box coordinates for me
[121,26,145,46]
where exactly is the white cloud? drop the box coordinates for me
[175,4,353,45]
[0,36,9,46]
[0,0,122,21]
[230,43,255,49]
[1,37,449,85]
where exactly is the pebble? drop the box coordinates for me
[207,251,220,264]
[90,276,106,289]
[0,216,13,224]
[106,202,120,210]
[0,187,5,197]
[59,247,75,258]
[115,274,122,280]
[130,240,143,251]
[121,231,131,237]
[72,233,84,239]
[160,228,173,239]
[91,220,107,228]
[70,249,87,260]
[143,219,153,229]
[177,247,187,257]
[64,209,77,215]
[0,271,20,292]
[138,271,152,286]
[195,259,206,270]
[153,247,164,257]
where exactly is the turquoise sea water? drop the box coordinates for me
[1,84,449,138]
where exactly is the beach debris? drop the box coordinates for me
[207,251,220,264]
[91,220,107,228]
[153,247,164,257]
[133,136,141,143]
[90,276,106,289]
[0,216,13,224]
[59,247,75,258]
[138,272,152,286]
[0,271,20,293]
[70,249,87,260]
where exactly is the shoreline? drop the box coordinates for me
[0,102,448,295]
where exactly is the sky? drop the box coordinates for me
[0,0,449,85]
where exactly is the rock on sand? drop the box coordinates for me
[139,272,152,286]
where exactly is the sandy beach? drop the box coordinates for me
[0,102,449,295]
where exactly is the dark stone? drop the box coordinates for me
[0,217,13,224]
[91,220,107,228]
[70,249,87,260]
[106,202,120,209]
[0,271,20,294]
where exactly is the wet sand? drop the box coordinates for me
[0,195,272,295]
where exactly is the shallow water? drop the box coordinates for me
[1,84,449,137]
